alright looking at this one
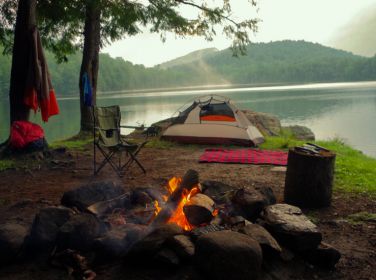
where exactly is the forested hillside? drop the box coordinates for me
[1,40,376,98]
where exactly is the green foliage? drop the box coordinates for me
[261,136,376,196]
[1,0,258,62]
[316,139,376,195]
[2,40,376,97]
[0,159,15,171]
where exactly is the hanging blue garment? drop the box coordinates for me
[82,72,93,106]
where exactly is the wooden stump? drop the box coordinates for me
[284,148,336,208]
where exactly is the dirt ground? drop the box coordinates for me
[0,145,375,279]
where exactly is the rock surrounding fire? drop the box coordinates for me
[1,170,341,280]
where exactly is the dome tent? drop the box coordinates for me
[161,95,264,146]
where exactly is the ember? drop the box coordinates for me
[153,176,216,231]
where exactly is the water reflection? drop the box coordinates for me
[0,81,375,157]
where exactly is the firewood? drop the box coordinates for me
[150,169,199,227]
[183,193,215,226]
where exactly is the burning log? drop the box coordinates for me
[150,169,199,228]
[183,194,215,226]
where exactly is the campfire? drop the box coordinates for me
[153,173,217,231]
[15,169,341,280]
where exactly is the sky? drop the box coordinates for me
[102,0,376,67]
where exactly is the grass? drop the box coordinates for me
[346,211,376,225]
[145,138,177,149]
[49,132,93,151]
[0,159,15,171]
[260,135,376,196]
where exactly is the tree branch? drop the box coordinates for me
[174,0,239,27]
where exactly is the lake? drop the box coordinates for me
[1,81,376,158]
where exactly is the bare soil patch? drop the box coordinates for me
[0,145,375,279]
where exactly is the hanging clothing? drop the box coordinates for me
[82,72,93,106]
[24,26,59,122]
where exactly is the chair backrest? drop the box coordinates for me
[93,106,121,147]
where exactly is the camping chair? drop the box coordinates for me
[93,105,147,177]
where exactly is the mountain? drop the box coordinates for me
[329,4,376,57]
[1,40,376,97]
[159,40,376,85]
[157,48,218,69]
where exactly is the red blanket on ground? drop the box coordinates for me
[199,148,288,166]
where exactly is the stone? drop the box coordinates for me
[242,110,282,136]
[0,223,28,263]
[300,242,341,269]
[282,125,315,141]
[130,224,183,256]
[28,206,74,248]
[255,186,277,205]
[61,181,124,211]
[232,187,275,221]
[154,248,180,265]
[201,180,235,204]
[130,189,154,205]
[261,204,322,251]
[239,224,282,254]
[195,230,262,280]
[167,234,195,259]
[87,194,131,217]
[94,223,147,259]
[57,213,106,252]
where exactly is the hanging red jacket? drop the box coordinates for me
[24,26,59,122]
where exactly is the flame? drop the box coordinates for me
[167,186,201,231]
[153,176,217,231]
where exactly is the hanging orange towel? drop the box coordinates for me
[24,26,59,122]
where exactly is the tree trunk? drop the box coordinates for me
[79,1,101,132]
[9,0,37,124]
[284,148,336,208]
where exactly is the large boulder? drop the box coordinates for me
[282,125,315,141]
[195,230,262,280]
[61,181,124,211]
[57,213,106,252]
[94,223,147,259]
[201,180,235,204]
[28,206,74,248]
[239,224,282,254]
[242,110,282,136]
[232,187,276,221]
[261,204,322,251]
[167,234,195,259]
[0,223,29,263]
[300,242,341,269]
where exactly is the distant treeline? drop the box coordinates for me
[1,40,376,97]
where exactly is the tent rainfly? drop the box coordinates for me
[161,95,265,146]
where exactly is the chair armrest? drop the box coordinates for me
[120,125,150,129]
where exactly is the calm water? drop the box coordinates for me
[1,81,376,157]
